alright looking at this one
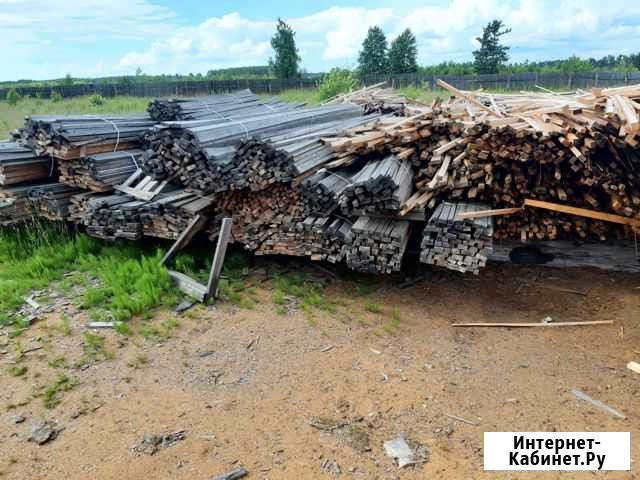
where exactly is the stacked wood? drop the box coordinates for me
[323,82,415,115]
[420,202,493,275]
[211,184,303,250]
[140,190,215,240]
[17,115,155,159]
[82,193,145,241]
[345,216,410,274]
[299,167,353,215]
[28,183,85,221]
[0,141,54,185]
[142,104,365,193]
[147,89,304,121]
[339,155,413,214]
[0,181,47,225]
[58,149,144,192]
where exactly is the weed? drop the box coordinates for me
[82,331,111,362]
[42,374,77,409]
[114,322,132,335]
[48,356,68,369]
[55,314,72,336]
[128,353,148,369]
[275,305,287,315]
[363,301,382,314]
[9,365,28,377]
[344,424,371,453]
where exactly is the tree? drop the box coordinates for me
[472,20,511,74]
[358,26,388,76]
[62,74,74,86]
[388,29,418,74]
[135,67,143,76]
[269,18,301,79]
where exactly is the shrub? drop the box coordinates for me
[89,94,105,106]
[6,88,20,106]
[51,91,63,102]
[317,68,359,101]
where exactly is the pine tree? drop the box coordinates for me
[388,29,418,74]
[358,26,389,76]
[472,20,512,74]
[269,18,301,79]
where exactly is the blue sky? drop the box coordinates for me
[2,0,639,81]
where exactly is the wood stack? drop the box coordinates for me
[82,193,145,241]
[28,183,85,221]
[420,202,493,275]
[339,155,413,214]
[141,190,215,240]
[0,181,48,225]
[58,149,144,192]
[299,167,353,215]
[0,141,54,186]
[345,216,410,274]
[142,104,365,193]
[147,89,304,121]
[17,115,155,159]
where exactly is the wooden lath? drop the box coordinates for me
[115,168,168,201]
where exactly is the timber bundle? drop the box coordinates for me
[2,83,640,275]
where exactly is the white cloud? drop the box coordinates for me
[2,0,640,80]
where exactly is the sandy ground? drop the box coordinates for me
[1,262,638,480]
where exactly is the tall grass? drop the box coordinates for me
[0,222,178,325]
[0,95,152,138]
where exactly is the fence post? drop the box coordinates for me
[594,72,598,87]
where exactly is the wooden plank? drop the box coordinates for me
[160,214,203,266]
[206,217,233,299]
[436,79,504,117]
[168,270,207,302]
[456,207,522,220]
[523,199,640,228]
[452,321,613,327]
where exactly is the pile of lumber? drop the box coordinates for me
[140,190,214,240]
[345,216,410,274]
[339,154,413,214]
[142,104,366,193]
[147,89,304,121]
[299,167,353,215]
[58,149,144,192]
[81,193,146,241]
[420,202,493,275]
[0,181,44,225]
[0,141,54,186]
[323,82,413,115]
[16,115,155,159]
[28,183,84,221]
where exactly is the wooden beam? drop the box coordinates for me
[160,214,204,266]
[206,217,233,299]
[523,198,640,228]
[452,320,613,328]
[456,207,522,220]
[436,79,504,117]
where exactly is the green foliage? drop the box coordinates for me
[50,91,63,102]
[473,20,512,74]
[42,374,76,409]
[6,88,20,106]
[56,313,72,336]
[388,29,418,74]
[9,365,28,377]
[206,66,272,80]
[363,301,381,313]
[317,68,358,101]
[62,74,74,87]
[88,93,105,106]
[270,18,301,79]
[82,331,109,361]
[358,26,388,76]
[272,89,322,105]
[114,322,132,335]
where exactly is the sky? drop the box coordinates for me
[2,0,640,81]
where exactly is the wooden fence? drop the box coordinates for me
[2,71,639,100]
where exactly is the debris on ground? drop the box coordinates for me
[174,298,196,313]
[383,436,428,468]
[627,361,640,374]
[86,322,114,329]
[320,458,341,476]
[308,417,349,431]
[570,389,626,419]
[132,430,186,455]
[28,421,62,445]
[13,415,26,424]
[445,413,479,426]
[209,467,248,480]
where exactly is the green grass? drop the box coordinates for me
[0,223,180,328]
[271,273,336,317]
[363,301,382,314]
[42,374,77,409]
[0,95,151,138]
[270,89,323,106]
[9,365,28,377]
[82,331,111,362]
[55,313,72,336]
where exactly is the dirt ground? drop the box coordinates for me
[1,261,638,480]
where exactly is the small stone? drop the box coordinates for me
[13,415,26,424]
[28,421,61,445]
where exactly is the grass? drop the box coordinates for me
[270,89,323,106]
[0,95,151,138]
[81,331,112,363]
[0,223,180,329]
[9,365,28,377]
[55,314,72,336]
[42,374,77,409]
[363,301,382,314]
[271,273,336,317]
[382,308,402,334]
